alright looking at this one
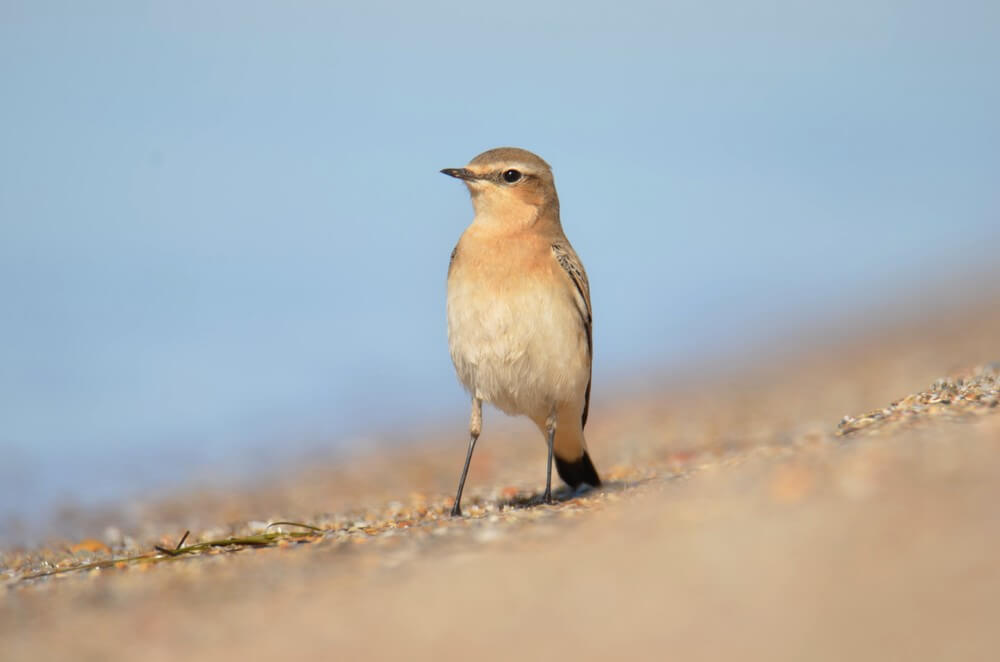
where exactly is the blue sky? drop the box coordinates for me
[1,1,998,528]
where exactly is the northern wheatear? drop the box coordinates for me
[442,147,601,517]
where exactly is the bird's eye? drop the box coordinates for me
[502,169,522,183]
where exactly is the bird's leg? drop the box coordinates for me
[450,397,482,517]
[543,409,556,505]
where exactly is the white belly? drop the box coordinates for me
[447,275,590,420]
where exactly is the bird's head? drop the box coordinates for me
[441,147,559,226]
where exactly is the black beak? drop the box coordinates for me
[440,168,477,181]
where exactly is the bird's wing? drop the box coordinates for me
[447,242,459,277]
[551,241,593,427]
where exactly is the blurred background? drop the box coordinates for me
[1,0,997,535]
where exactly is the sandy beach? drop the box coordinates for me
[3,297,1000,661]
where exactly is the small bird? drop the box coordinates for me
[442,147,601,517]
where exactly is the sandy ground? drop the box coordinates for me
[3,298,1000,660]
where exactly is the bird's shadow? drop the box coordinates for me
[495,477,652,511]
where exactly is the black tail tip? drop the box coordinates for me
[555,450,602,489]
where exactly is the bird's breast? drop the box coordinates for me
[446,247,589,418]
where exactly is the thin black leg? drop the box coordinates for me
[451,397,482,517]
[542,419,555,505]
[451,433,478,517]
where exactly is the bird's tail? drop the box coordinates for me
[555,449,601,488]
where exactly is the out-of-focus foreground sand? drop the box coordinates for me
[3,297,1000,661]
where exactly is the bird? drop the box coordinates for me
[441,147,601,517]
